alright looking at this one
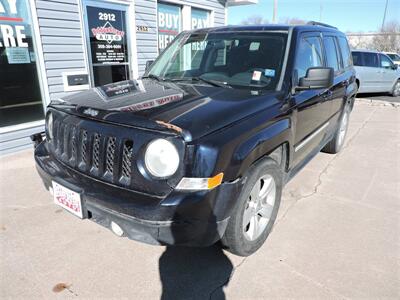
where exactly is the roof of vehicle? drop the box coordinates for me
[188,23,344,35]
[352,49,380,54]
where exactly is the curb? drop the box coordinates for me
[355,98,400,107]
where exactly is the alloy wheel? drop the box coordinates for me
[242,174,276,241]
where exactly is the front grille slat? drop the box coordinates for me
[92,133,100,171]
[121,140,133,181]
[49,117,144,189]
[105,137,116,176]
[78,129,89,171]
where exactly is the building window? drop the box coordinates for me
[85,4,130,86]
[0,0,44,128]
[157,2,181,52]
[191,8,210,29]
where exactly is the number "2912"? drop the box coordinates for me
[98,12,116,21]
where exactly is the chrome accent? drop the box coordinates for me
[295,121,330,152]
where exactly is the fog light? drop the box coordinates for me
[111,221,124,237]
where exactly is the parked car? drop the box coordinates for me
[384,52,400,66]
[352,50,400,96]
[32,22,357,256]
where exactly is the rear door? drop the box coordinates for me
[292,33,331,166]
[322,35,346,119]
[359,52,381,92]
[379,54,398,91]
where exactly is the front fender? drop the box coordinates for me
[191,104,293,181]
[233,118,291,176]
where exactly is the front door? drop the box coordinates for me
[379,53,397,91]
[84,1,131,86]
[292,33,331,166]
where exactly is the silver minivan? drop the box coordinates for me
[352,50,400,97]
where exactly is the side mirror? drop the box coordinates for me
[392,64,398,70]
[145,60,154,72]
[297,67,334,90]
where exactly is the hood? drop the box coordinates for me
[54,79,282,141]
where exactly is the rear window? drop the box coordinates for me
[337,37,352,67]
[323,37,340,72]
[363,52,379,67]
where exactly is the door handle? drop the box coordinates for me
[323,90,333,100]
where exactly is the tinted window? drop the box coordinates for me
[363,52,379,67]
[323,37,339,72]
[352,52,363,66]
[379,54,393,68]
[338,37,352,67]
[295,36,324,78]
[387,53,400,61]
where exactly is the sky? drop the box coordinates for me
[228,0,400,32]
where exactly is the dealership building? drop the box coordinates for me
[0,0,256,154]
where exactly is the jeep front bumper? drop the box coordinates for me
[34,141,244,247]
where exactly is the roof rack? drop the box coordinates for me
[307,21,337,29]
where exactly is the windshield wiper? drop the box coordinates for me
[142,74,165,81]
[170,76,231,88]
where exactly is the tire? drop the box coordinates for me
[322,103,351,154]
[221,158,282,257]
[391,80,400,97]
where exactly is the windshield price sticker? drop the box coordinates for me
[264,69,276,77]
[86,6,127,64]
[252,71,262,81]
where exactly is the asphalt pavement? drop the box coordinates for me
[1,99,399,299]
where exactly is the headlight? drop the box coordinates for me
[46,112,53,140]
[144,139,180,178]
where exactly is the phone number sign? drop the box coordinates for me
[86,6,128,64]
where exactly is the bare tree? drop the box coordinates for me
[280,17,306,25]
[371,20,400,52]
[240,15,269,25]
[346,31,375,50]
[240,16,307,26]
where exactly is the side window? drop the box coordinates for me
[379,54,393,68]
[362,52,379,68]
[295,36,324,78]
[352,52,363,66]
[323,37,340,72]
[338,37,352,68]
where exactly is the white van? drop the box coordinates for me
[352,50,400,97]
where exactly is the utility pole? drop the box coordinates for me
[319,1,323,22]
[381,0,389,30]
[272,0,277,24]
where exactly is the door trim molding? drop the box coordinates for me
[294,121,330,152]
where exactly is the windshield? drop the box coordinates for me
[146,31,288,90]
[387,53,400,61]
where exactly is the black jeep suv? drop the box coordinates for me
[33,23,356,256]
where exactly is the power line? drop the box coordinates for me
[381,0,389,29]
